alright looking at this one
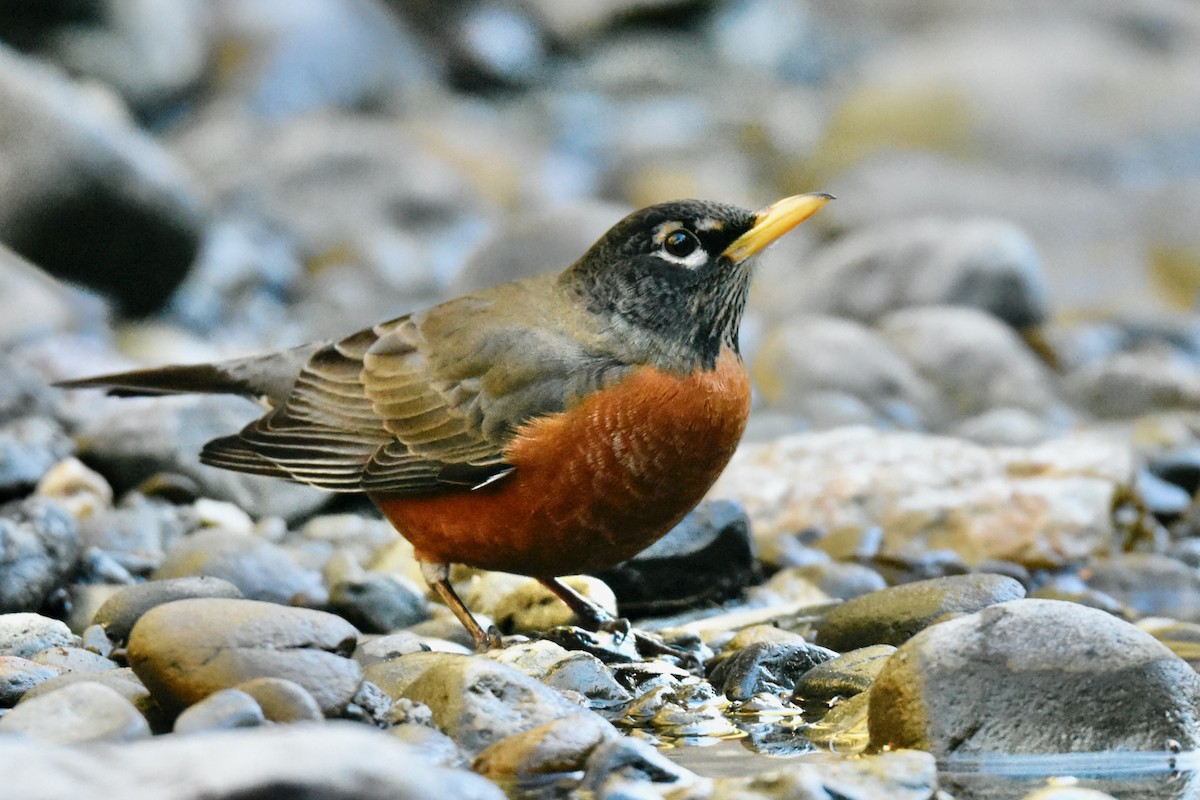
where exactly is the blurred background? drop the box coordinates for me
[3,0,1200,448]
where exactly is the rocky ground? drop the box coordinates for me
[3,1,1200,799]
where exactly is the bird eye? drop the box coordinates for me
[663,230,699,258]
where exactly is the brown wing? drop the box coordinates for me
[201,275,632,494]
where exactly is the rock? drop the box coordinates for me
[0,614,74,659]
[869,599,1200,755]
[355,631,469,666]
[126,598,361,715]
[389,722,466,768]
[93,576,245,643]
[0,44,203,316]
[399,654,591,756]
[30,645,118,674]
[581,736,700,798]
[0,247,110,350]
[363,650,454,700]
[21,669,152,716]
[791,218,1048,329]
[328,572,430,633]
[233,677,323,723]
[33,457,113,521]
[153,529,326,606]
[750,567,834,606]
[0,655,61,706]
[0,351,60,424]
[950,406,1061,447]
[1065,345,1200,418]
[0,722,506,799]
[784,562,888,601]
[173,688,264,734]
[791,644,896,706]
[709,641,838,701]
[47,0,213,113]
[71,395,328,521]
[709,427,1134,569]
[78,500,195,575]
[1148,445,1200,497]
[1137,467,1193,521]
[541,653,631,708]
[0,681,149,743]
[481,574,617,634]
[0,497,80,612]
[878,305,1065,422]
[595,500,759,618]
[1085,553,1200,622]
[707,749,937,800]
[473,711,619,781]
[0,416,74,494]
[817,574,1025,652]
[751,315,939,429]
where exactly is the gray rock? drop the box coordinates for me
[233,677,323,723]
[0,44,203,316]
[0,722,506,799]
[0,614,74,659]
[786,562,888,601]
[0,351,60,423]
[795,218,1049,329]
[595,499,759,618]
[328,572,430,634]
[817,573,1026,652]
[0,498,80,612]
[1064,345,1200,418]
[581,736,699,798]
[869,599,1200,755]
[791,644,897,706]
[0,655,61,706]
[1085,553,1200,621]
[541,653,630,707]
[72,395,328,521]
[1137,467,1192,521]
[0,247,111,351]
[362,650,451,699]
[0,681,149,743]
[173,688,264,734]
[127,598,361,715]
[30,646,118,674]
[878,305,1064,422]
[153,529,326,606]
[22,668,151,709]
[78,499,195,576]
[706,749,937,800]
[400,654,589,756]
[93,576,245,643]
[709,642,838,701]
[0,416,74,493]
[752,315,939,428]
[389,722,466,769]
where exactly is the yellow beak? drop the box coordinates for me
[722,192,833,263]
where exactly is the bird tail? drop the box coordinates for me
[55,343,325,403]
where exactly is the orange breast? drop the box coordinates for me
[372,348,751,577]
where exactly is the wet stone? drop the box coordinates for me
[126,597,362,715]
[709,641,838,701]
[0,497,81,613]
[473,711,619,782]
[0,613,74,659]
[869,599,1200,756]
[233,677,323,723]
[581,736,700,798]
[0,655,61,706]
[595,499,759,618]
[816,573,1026,652]
[173,688,264,734]
[0,681,150,743]
[541,652,631,707]
[791,644,897,707]
[92,576,245,644]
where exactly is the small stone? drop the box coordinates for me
[362,650,452,700]
[0,613,74,659]
[786,562,888,601]
[390,723,466,768]
[541,652,631,707]
[709,642,838,701]
[328,572,430,633]
[1085,553,1200,621]
[78,499,193,575]
[869,599,1200,755]
[233,677,323,724]
[400,654,591,756]
[0,681,149,743]
[0,497,81,613]
[22,668,152,713]
[0,416,74,493]
[596,499,759,618]
[93,576,244,643]
[0,655,61,706]
[791,644,897,705]
[173,688,265,734]
[466,573,616,634]
[153,528,326,606]
[354,631,467,666]
[30,646,118,674]
[473,711,619,781]
[126,598,362,715]
[581,736,699,797]
[816,574,1026,652]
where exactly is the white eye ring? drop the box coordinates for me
[658,229,708,269]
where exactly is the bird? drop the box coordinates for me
[58,193,831,650]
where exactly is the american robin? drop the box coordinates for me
[58,193,831,649]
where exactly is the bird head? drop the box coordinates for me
[563,193,832,371]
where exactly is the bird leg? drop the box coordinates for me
[420,561,503,651]
[539,577,688,662]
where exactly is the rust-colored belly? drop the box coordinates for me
[372,348,751,577]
